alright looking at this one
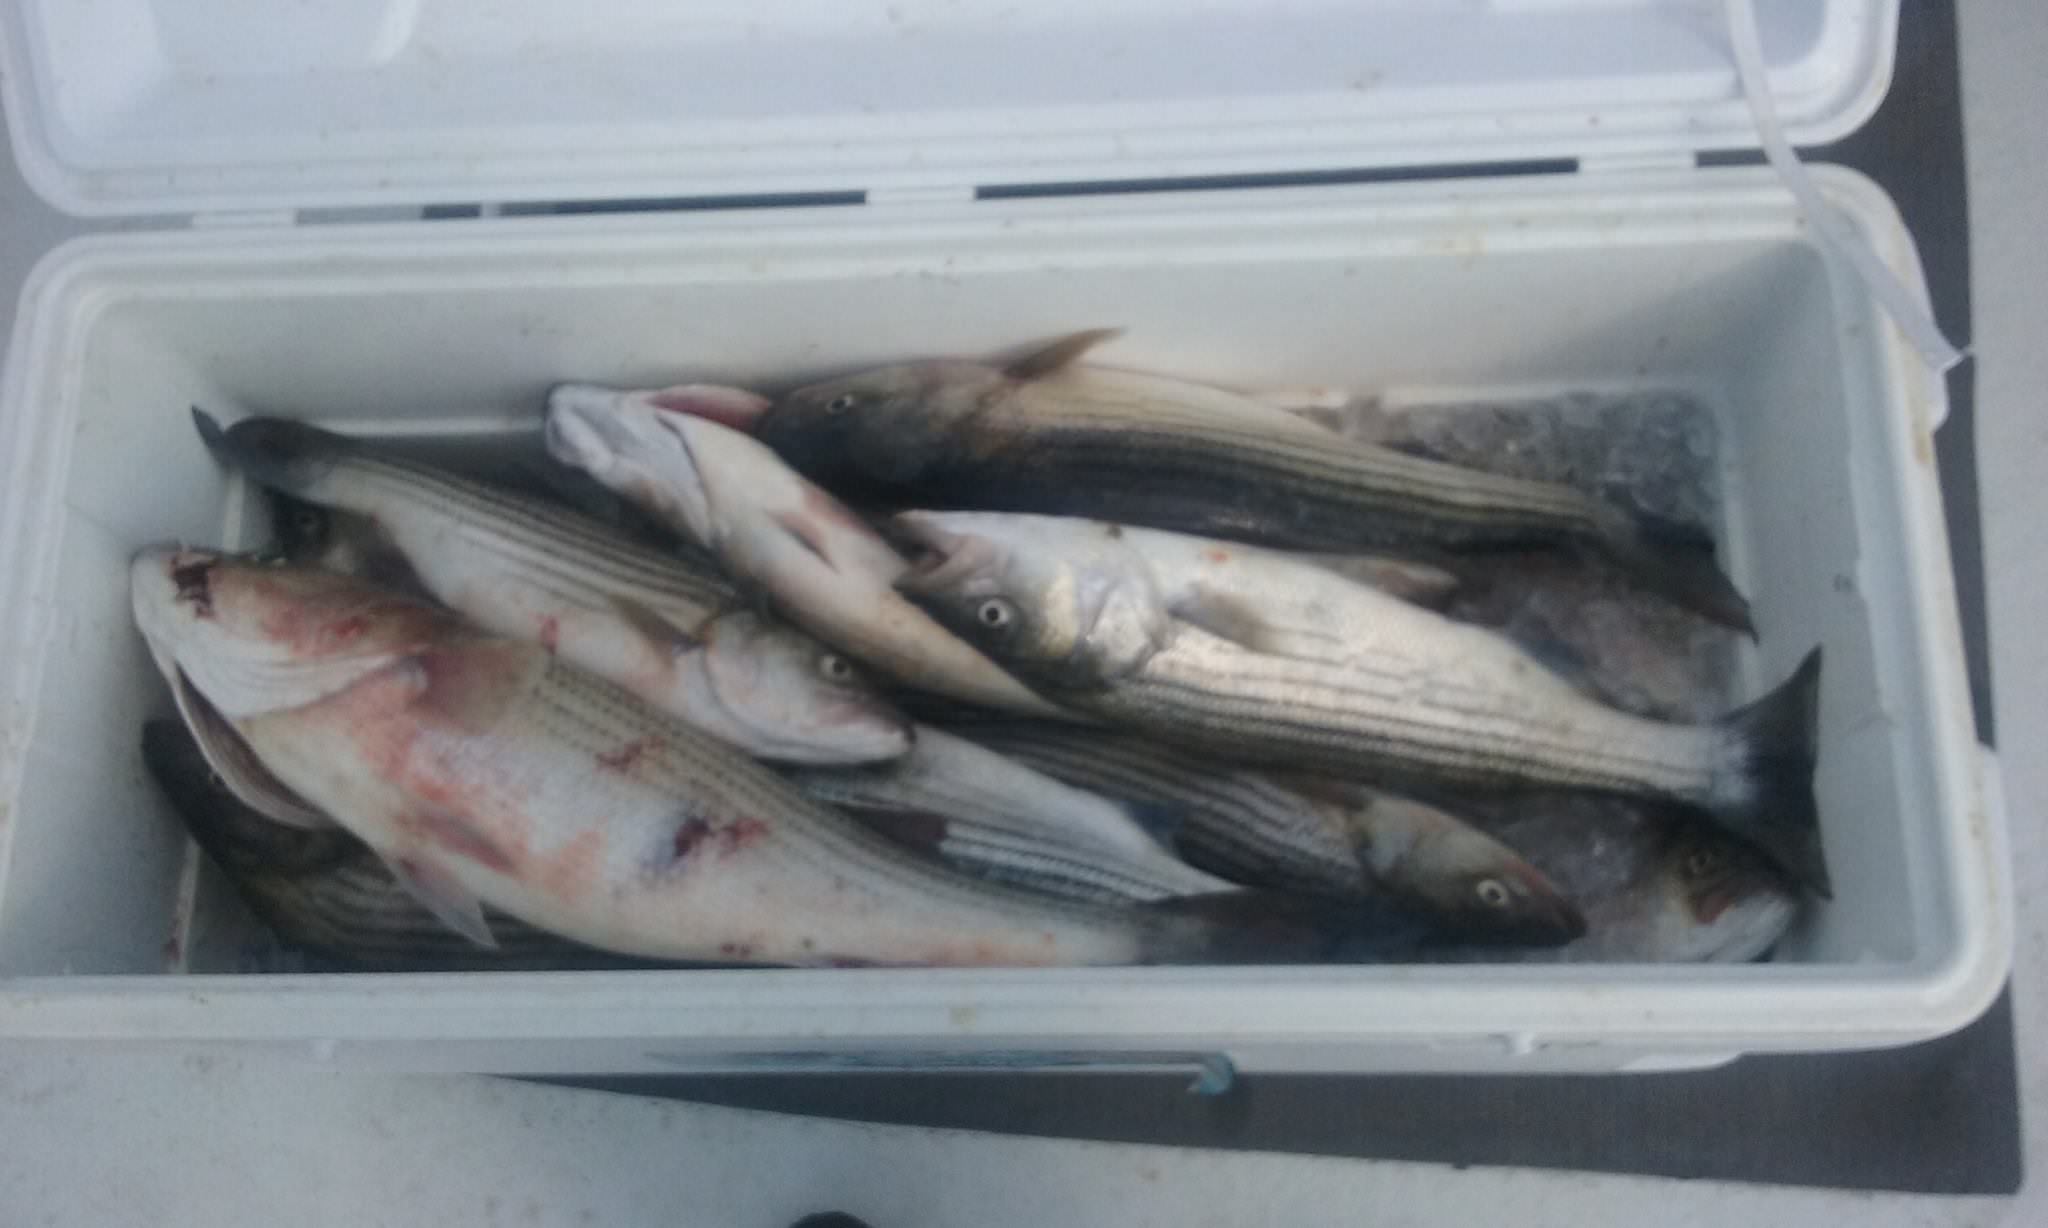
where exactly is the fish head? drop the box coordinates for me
[545,384,781,548]
[1638,829,1800,962]
[192,409,350,497]
[140,719,355,877]
[754,360,1001,489]
[1342,792,1587,945]
[267,493,335,562]
[131,546,454,718]
[891,512,1169,689]
[692,610,914,764]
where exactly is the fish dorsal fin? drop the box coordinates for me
[377,849,498,949]
[1300,554,1461,609]
[171,669,334,830]
[609,595,702,656]
[1004,329,1127,381]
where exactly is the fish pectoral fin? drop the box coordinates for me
[769,507,837,569]
[1003,328,1126,381]
[1169,585,1318,658]
[1300,554,1462,608]
[171,668,334,830]
[609,594,702,657]
[378,849,498,949]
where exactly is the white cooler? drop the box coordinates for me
[0,0,2010,1076]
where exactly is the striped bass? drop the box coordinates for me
[194,410,911,765]
[891,512,1829,894]
[739,330,1753,631]
[543,384,1070,718]
[948,718,1585,943]
[788,724,1236,904]
[131,550,1326,966]
[141,718,636,971]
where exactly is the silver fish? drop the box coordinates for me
[893,510,1468,663]
[742,330,1753,631]
[788,723,1235,903]
[544,384,1068,718]
[1432,799,1798,963]
[949,719,1584,944]
[141,718,638,971]
[194,410,910,765]
[892,512,1829,894]
[132,550,1317,967]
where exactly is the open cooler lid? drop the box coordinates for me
[0,0,1895,217]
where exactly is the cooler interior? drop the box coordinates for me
[0,178,1960,987]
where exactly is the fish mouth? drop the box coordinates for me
[545,385,639,480]
[714,688,914,766]
[548,385,719,542]
[1505,863,1589,944]
[889,514,998,597]
[131,545,221,649]
[638,383,773,433]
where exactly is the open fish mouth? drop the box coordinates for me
[889,516,999,596]
[547,385,720,542]
[544,385,643,482]
[132,545,221,645]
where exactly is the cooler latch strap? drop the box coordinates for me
[1726,0,1966,383]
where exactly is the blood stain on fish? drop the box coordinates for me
[715,817,769,856]
[538,615,560,653]
[671,817,713,861]
[171,558,216,617]
[596,737,659,772]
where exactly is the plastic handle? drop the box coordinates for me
[640,1048,1240,1095]
[1725,0,1966,383]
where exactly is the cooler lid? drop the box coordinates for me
[0,0,1896,218]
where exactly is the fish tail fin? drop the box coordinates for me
[1140,891,1428,964]
[193,407,351,495]
[1608,508,1757,635]
[1708,646,1829,896]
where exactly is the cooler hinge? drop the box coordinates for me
[1576,151,1698,175]
[189,208,300,229]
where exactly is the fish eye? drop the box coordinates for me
[291,508,322,535]
[816,652,856,683]
[1474,878,1513,909]
[975,598,1016,629]
[825,393,859,415]
[1683,845,1723,878]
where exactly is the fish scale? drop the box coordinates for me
[1112,633,1722,799]
[956,722,1367,895]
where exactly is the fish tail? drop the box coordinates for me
[1140,891,1428,964]
[1607,508,1756,635]
[193,407,351,495]
[1707,646,1829,895]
